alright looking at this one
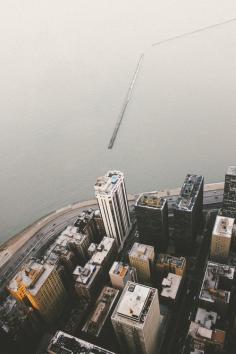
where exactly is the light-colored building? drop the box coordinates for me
[74,263,102,301]
[156,254,186,276]
[210,215,234,262]
[7,260,66,323]
[160,273,182,303]
[47,330,115,354]
[89,236,117,270]
[111,281,160,354]
[199,261,234,315]
[129,243,155,284]
[95,170,131,251]
[109,261,138,290]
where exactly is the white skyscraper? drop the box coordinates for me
[94,170,131,251]
[111,281,160,354]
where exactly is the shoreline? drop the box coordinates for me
[0,182,224,268]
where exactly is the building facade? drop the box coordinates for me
[135,193,169,252]
[109,261,138,290]
[129,243,155,284]
[111,282,160,354]
[221,166,236,218]
[173,174,204,253]
[156,254,186,276]
[210,215,234,262]
[95,170,131,251]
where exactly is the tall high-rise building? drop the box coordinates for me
[109,261,138,290]
[7,260,66,324]
[128,243,155,284]
[135,193,169,252]
[221,166,236,218]
[210,215,234,262]
[173,173,204,253]
[111,281,160,354]
[74,208,102,243]
[94,170,131,251]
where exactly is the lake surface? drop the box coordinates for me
[1,1,236,244]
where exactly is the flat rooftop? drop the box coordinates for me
[94,170,123,194]
[161,273,182,300]
[82,287,119,337]
[136,193,165,209]
[199,262,234,304]
[129,242,154,261]
[74,263,99,285]
[175,174,203,211]
[114,282,156,323]
[226,166,236,176]
[156,254,186,269]
[48,330,115,354]
[109,261,129,278]
[195,307,217,330]
[213,215,234,238]
[90,237,115,265]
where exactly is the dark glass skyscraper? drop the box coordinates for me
[173,174,204,254]
[221,166,236,218]
[135,193,169,252]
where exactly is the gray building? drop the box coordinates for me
[173,174,204,254]
[135,193,169,252]
[221,166,236,218]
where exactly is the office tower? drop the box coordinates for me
[7,260,66,323]
[74,208,102,243]
[111,281,160,354]
[47,330,115,354]
[210,215,234,262]
[82,287,119,351]
[109,261,138,290]
[94,209,106,240]
[74,263,102,301]
[129,243,155,284]
[221,166,236,218]
[156,254,186,276]
[173,173,204,253]
[95,170,131,251]
[199,261,234,316]
[135,193,169,252]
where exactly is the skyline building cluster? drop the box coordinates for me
[1,166,236,354]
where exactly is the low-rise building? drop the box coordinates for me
[47,330,115,354]
[129,243,155,284]
[74,208,102,243]
[90,237,117,271]
[109,261,138,290]
[210,215,234,262]
[156,254,186,276]
[160,273,182,304]
[82,287,119,350]
[199,261,235,316]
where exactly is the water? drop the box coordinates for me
[1,1,236,244]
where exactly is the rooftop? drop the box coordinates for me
[82,287,119,337]
[156,254,186,269]
[74,208,95,231]
[114,282,156,324]
[74,263,99,285]
[226,166,236,176]
[188,321,225,347]
[175,174,203,211]
[199,261,234,304]
[213,215,234,238]
[48,330,115,354]
[109,261,129,279]
[161,273,182,300]
[94,170,123,194]
[90,237,115,266]
[129,242,154,261]
[136,193,165,209]
[195,308,217,330]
